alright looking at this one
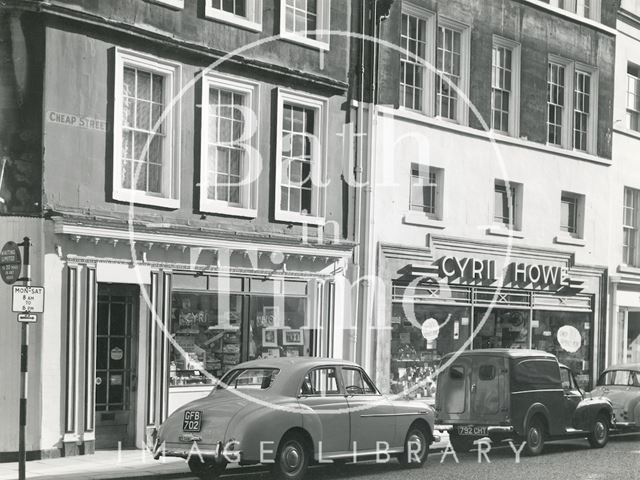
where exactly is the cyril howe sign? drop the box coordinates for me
[0,241,22,285]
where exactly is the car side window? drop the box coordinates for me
[479,364,496,381]
[631,371,640,387]
[300,368,340,396]
[560,368,574,390]
[341,368,377,395]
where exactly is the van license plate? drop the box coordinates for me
[456,425,488,436]
[183,410,202,432]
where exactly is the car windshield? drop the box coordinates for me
[216,368,280,390]
[597,370,640,387]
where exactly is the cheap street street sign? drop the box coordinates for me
[12,286,45,313]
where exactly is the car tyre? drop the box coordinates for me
[271,432,310,480]
[587,414,609,449]
[523,417,545,456]
[398,425,429,468]
[187,458,227,480]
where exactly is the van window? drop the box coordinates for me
[450,365,465,380]
[443,365,466,414]
[479,365,496,381]
[511,359,561,391]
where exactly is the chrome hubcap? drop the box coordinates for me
[529,428,540,447]
[409,434,424,456]
[283,444,302,472]
[595,422,606,441]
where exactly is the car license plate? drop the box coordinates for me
[456,425,488,436]
[182,410,202,432]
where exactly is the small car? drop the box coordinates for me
[589,363,640,430]
[434,349,613,456]
[153,357,437,480]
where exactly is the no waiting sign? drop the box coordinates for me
[12,286,45,313]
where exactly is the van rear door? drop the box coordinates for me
[437,356,472,422]
[470,356,508,424]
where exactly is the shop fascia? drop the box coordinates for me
[439,256,567,288]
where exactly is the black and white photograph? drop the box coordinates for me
[0,0,640,479]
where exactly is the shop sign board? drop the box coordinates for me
[438,256,567,289]
[12,286,45,313]
[0,241,22,285]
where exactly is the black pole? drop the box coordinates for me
[18,236,31,480]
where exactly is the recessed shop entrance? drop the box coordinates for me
[94,284,139,449]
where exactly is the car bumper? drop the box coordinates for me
[150,429,241,462]
[435,424,514,434]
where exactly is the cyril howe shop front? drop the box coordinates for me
[374,239,607,397]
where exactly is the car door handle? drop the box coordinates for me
[470,384,477,393]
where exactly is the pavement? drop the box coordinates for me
[0,435,451,480]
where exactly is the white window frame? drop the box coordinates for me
[493,179,523,232]
[409,164,444,220]
[559,191,585,239]
[626,63,640,133]
[148,0,184,9]
[113,48,181,209]
[274,88,328,225]
[549,0,601,21]
[546,55,598,154]
[491,35,521,137]
[204,0,263,32]
[279,0,331,51]
[399,4,436,116]
[199,73,259,217]
[434,16,471,126]
[623,187,640,268]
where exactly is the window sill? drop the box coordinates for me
[618,264,640,276]
[486,225,524,239]
[378,105,612,166]
[275,210,325,226]
[204,9,262,32]
[279,32,330,51]
[147,0,184,9]
[112,189,180,209]
[613,125,640,141]
[199,202,257,219]
[522,0,615,35]
[554,235,586,247]
[402,212,445,229]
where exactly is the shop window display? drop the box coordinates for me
[170,292,243,385]
[390,304,471,398]
[532,311,592,389]
[473,308,530,350]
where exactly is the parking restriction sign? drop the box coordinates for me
[12,285,45,313]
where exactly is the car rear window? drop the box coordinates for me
[511,359,561,391]
[217,368,280,390]
[597,370,639,387]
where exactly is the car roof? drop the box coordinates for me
[602,363,640,372]
[443,348,557,360]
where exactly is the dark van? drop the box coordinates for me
[435,349,613,455]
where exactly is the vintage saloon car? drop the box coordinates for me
[153,358,437,479]
[589,363,640,430]
[434,349,613,456]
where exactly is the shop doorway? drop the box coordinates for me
[95,284,139,449]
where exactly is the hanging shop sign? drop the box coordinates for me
[438,256,567,290]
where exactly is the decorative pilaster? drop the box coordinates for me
[82,266,97,454]
[63,264,81,456]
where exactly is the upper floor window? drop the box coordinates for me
[398,6,469,125]
[546,56,598,154]
[409,164,443,219]
[491,36,521,136]
[280,0,330,50]
[494,180,522,231]
[275,89,327,225]
[560,191,584,238]
[113,49,181,209]
[199,73,259,217]
[627,64,640,132]
[550,0,600,21]
[205,0,263,31]
[148,0,184,9]
[623,187,640,267]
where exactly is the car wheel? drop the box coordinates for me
[587,414,609,449]
[187,458,227,480]
[398,425,429,468]
[523,417,545,456]
[271,432,310,480]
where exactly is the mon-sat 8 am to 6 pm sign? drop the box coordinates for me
[12,285,45,314]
